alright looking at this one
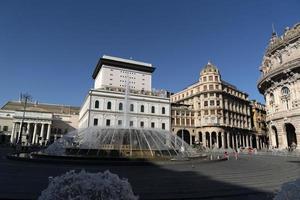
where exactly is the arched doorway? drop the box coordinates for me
[205,132,210,148]
[285,123,297,148]
[211,132,217,147]
[177,130,190,145]
[271,126,279,148]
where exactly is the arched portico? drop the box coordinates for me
[271,126,279,148]
[177,129,190,145]
[285,123,297,148]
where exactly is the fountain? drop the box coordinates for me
[8,70,203,162]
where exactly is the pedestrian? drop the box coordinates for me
[224,151,229,160]
[234,149,238,160]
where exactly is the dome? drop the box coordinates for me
[44,127,199,159]
[200,61,219,75]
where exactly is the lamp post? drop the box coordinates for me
[17,93,32,147]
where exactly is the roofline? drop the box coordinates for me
[2,100,80,110]
[92,56,156,79]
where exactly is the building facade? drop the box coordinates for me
[79,55,171,130]
[0,101,79,145]
[171,62,254,149]
[250,100,268,149]
[258,22,300,149]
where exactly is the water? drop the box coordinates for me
[44,127,199,158]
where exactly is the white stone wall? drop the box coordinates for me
[79,89,170,130]
[94,65,152,91]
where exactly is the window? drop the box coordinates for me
[209,76,213,81]
[209,85,214,90]
[95,100,99,109]
[210,100,214,106]
[204,110,209,115]
[3,126,8,131]
[216,100,220,106]
[151,122,155,128]
[118,120,122,126]
[162,107,166,114]
[215,76,219,81]
[93,118,98,126]
[209,93,214,97]
[215,85,219,90]
[130,121,133,127]
[140,121,144,128]
[162,123,166,130]
[106,119,111,126]
[281,87,290,96]
[151,106,155,113]
[203,77,207,82]
[204,93,208,98]
[140,105,144,112]
[203,85,207,91]
[107,101,112,110]
[119,103,123,111]
[204,101,208,107]
[130,104,134,112]
[269,93,275,105]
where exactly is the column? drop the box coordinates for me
[32,123,37,144]
[40,123,45,145]
[209,132,212,148]
[216,133,220,148]
[246,135,249,147]
[256,136,259,149]
[235,134,238,148]
[202,132,206,147]
[46,124,51,143]
[10,122,16,144]
[227,133,230,148]
[221,132,225,148]
[18,122,23,144]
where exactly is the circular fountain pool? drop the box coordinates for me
[23,127,202,162]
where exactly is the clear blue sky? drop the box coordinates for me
[1,0,300,107]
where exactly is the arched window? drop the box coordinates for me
[107,101,111,110]
[140,105,144,112]
[281,87,290,96]
[119,103,123,111]
[151,106,155,113]
[130,104,134,112]
[95,100,99,109]
[162,107,165,114]
[269,93,275,105]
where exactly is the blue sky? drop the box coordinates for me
[0,0,300,107]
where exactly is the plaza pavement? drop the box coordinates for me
[0,147,300,200]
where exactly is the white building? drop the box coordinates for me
[79,55,171,130]
[258,22,300,149]
[0,101,79,145]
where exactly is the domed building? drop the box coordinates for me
[258,23,300,150]
[171,62,256,149]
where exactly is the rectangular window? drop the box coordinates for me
[204,93,208,98]
[106,119,110,126]
[118,120,122,126]
[94,118,98,126]
[209,76,213,81]
[209,93,214,97]
[130,121,133,127]
[215,76,218,81]
[216,100,220,106]
[140,121,144,128]
[209,85,214,90]
[3,126,8,131]
[203,77,207,82]
[162,123,165,130]
[204,110,209,115]
[204,101,208,107]
[210,100,215,106]
[151,122,155,128]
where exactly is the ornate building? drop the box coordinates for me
[250,100,267,149]
[0,101,79,145]
[171,62,254,149]
[258,23,300,150]
[79,55,170,130]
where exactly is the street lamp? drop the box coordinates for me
[17,93,32,146]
